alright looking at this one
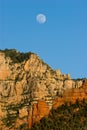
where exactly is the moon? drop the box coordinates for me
[36,14,46,24]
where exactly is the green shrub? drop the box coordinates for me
[0,49,33,63]
[30,99,87,130]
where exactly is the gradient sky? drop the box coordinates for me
[0,0,87,78]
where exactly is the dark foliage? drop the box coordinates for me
[0,49,33,63]
[30,99,87,130]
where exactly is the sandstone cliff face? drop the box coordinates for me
[0,50,87,129]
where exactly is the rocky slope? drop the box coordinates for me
[0,49,87,130]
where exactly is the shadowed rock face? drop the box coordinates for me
[0,49,87,129]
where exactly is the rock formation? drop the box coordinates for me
[0,49,87,130]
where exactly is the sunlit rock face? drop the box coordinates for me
[0,49,87,129]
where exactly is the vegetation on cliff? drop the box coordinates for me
[30,99,87,130]
[0,49,87,130]
[0,49,33,63]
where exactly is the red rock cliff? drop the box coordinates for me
[0,49,87,129]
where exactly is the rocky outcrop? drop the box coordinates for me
[0,49,87,129]
[28,100,50,128]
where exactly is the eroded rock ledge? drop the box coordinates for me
[0,49,87,129]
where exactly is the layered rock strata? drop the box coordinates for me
[0,50,87,129]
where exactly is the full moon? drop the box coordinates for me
[36,14,46,24]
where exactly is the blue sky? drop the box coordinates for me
[0,0,87,78]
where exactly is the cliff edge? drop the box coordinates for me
[0,49,87,130]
